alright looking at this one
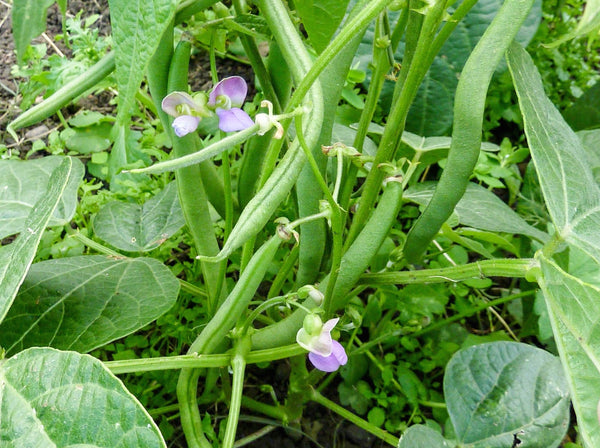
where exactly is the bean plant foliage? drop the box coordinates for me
[2,0,600,446]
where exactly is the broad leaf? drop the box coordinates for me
[0,255,179,355]
[0,156,84,239]
[11,0,55,65]
[444,341,570,448]
[0,157,74,325]
[538,255,600,448]
[404,181,548,242]
[294,0,351,53]
[508,42,600,264]
[108,0,177,122]
[94,182,185,252]
[0,347,166,447]
[397,425,452,448]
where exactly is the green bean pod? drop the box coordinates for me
[7,52,115,134]
[251,180,404,349]
[167,41,223,304]
[295,14,367,286]
[147,20,174,133]
[402,0,534,263]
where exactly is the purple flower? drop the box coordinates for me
[161,91,209,137]
[208,76,253,132]
[216,109,254,132]
[172,115,200,137]
[296,317,339,356]
[308,340,348,372]
[296,315,348,372]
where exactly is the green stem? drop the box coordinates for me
[223,336,251,448]
[340,12,391,211]
[267,243,299,298]
[233,0,282,113]
[106,344,305,374]
[358,258,537,285]
[241,397,287,421]
[345,1,447,248]
[310,389,399,446]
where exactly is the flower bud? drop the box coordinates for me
[302,314,323,336]
[297,285,324,305]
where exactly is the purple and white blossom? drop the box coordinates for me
[208,76,253,132]
[161,91,209,137]
[296,315,348,372]
[308,340,348,372]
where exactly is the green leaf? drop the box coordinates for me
[0,157,74,325]
[0,347,166,447]
[404,181,548,241]
[538,255,600,448]
[507,42,600,263]
[93,182,185,252]
[11,0,55,65]
[578,130,600,185]
[108,0,177,122]
[397,425,452,448]
[563,82,600,131]
[0,156,84,240]
[0,255,179,355]
[444,341,570,448]
[294,0,351,53]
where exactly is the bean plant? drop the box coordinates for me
[2,0,600,447]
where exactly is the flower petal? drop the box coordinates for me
[172,115,200,137]
[162,91,197,117]
[216,108,254,132]
[310,330,333,356]
[209,76,248,108]
[308,340,347,372]
[322,317,340,332]
[296,328,313,352]
[331,340,348,365]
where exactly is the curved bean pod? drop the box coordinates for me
[402,0,535,263]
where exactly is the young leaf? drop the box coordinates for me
[0,156,84,240]
[0,157,74,325]
[444,341,570,448]
[0,347,166,447]
[507,42,600,263]
[93,182,185,252]
[538,255,600,448]
[0,255,179,355]
[108,0,177,122]
[294,0,351,53]
[11,0,55,65]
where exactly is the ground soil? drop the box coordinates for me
[0,3,383,447]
